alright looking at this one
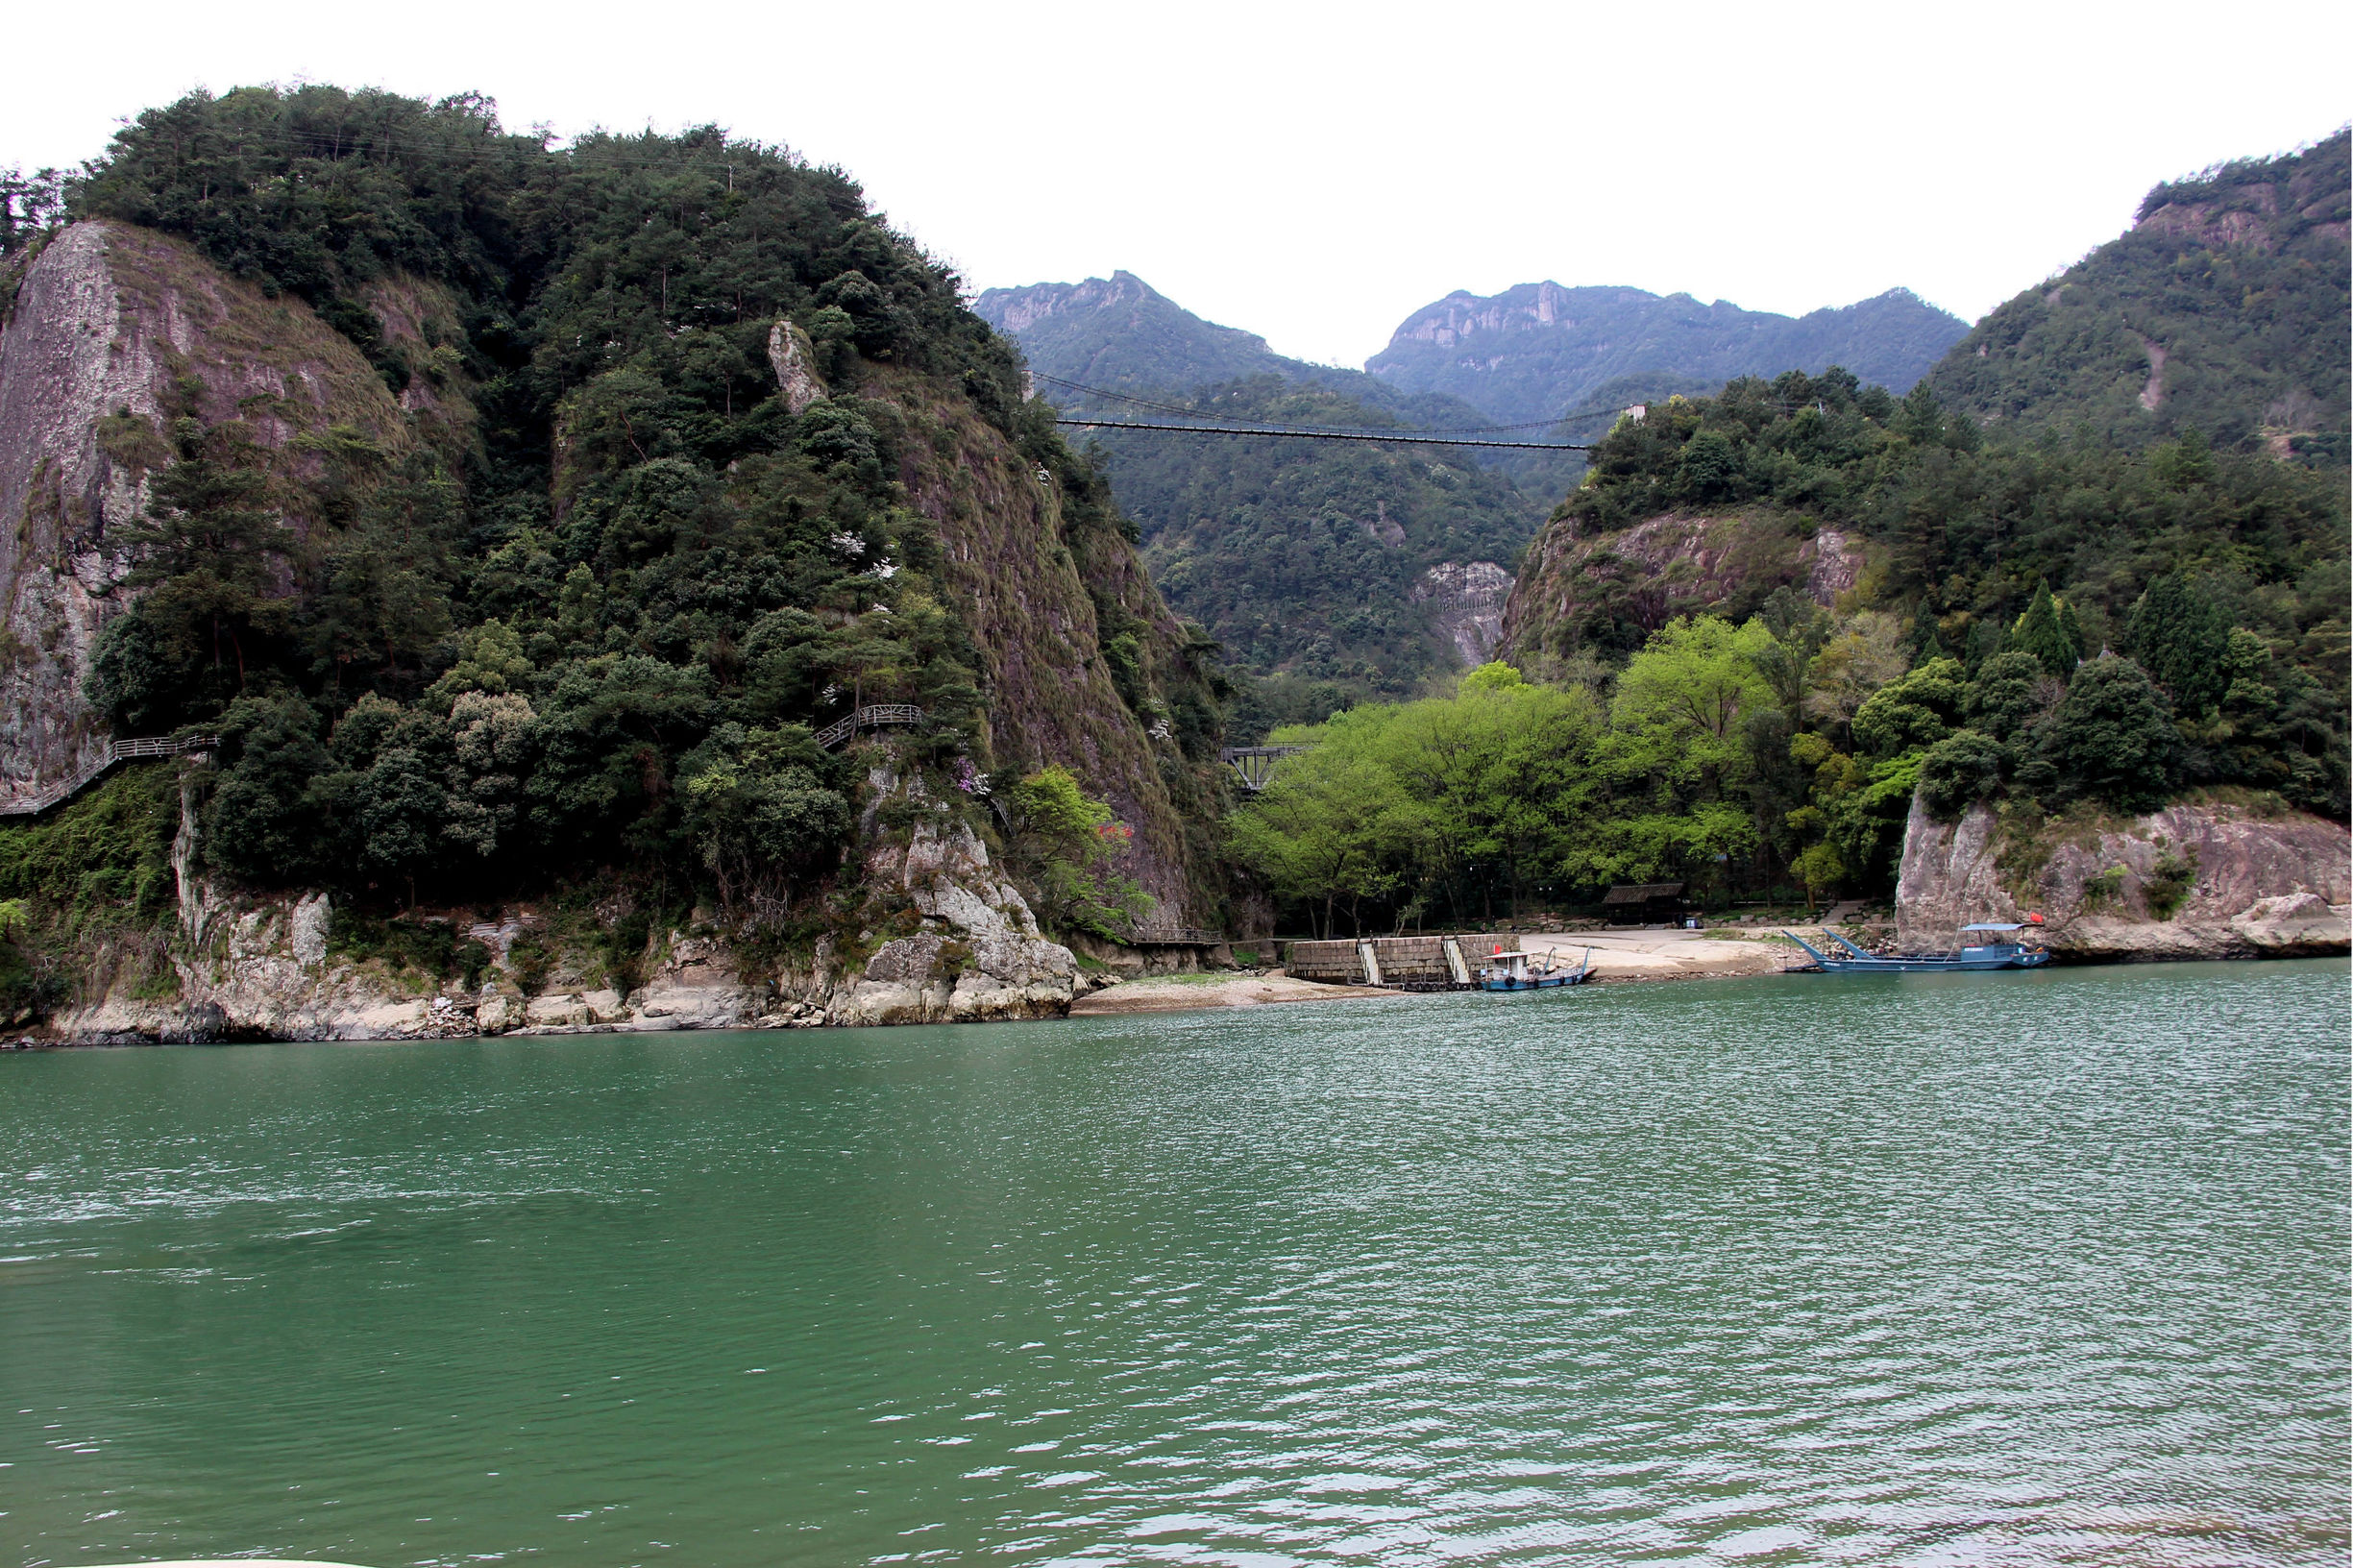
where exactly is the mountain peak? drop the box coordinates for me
[1364,282,1967,422]
[973,273,1277,385]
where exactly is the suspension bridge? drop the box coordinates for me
[1037,374,1600,452]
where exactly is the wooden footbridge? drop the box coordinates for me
[1,733,218,818]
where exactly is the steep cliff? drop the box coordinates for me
[0,222,423,802]
[1896,795,2349,959]
[1503,503,1869,663]
[1,86,1238,1041]
[866,367,1227,919]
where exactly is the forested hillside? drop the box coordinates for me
[1924,131,2349,457]
[1114,379,1535,711]
[1231,355,2348,934]
[980,274,1557,720]
[1337,134,2353,931]
[1366,282,1968,425]
[0,86,1233,1005]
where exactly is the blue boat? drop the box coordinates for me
[1782,922,2050,973]
[1478,945,1593,991]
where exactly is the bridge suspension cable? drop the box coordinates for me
[1036,372,1595,451]
[1031,374,1579,435]
[1055,417,1590,452]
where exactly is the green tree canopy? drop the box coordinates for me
[2125,572,2230,717]
[2037,655,2181,812]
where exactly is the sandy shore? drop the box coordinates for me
[1069,928,1825,1017]
[1517,929,1802,983]
[1067,972,1402,1016]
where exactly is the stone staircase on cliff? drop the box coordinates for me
[1,734,217,818]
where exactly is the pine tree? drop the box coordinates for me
[2011,580,2084,681]
[2124,572,2230,717]
[118,419,288,684]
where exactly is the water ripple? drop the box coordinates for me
[0,960,2343,1566]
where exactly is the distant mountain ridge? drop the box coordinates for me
[975,276,1550,715]
[978,272,1288,391]
[1365,282,1971,423]
[975,271,1490,425]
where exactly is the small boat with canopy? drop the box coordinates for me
[1478,944,1593,991]
[1782,919,2049,973]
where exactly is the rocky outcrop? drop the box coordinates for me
[52,888,767,1043]
[829,772,1078,1024]
[1896,795,2350,959]
[39,758,1088,1044]
[867,366,1226,925]
[1503,506,1867,661]
[0,221,415,806]
[766,318,828,414]
[1410,560,1511,666]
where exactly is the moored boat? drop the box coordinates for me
[1478,945,1593,991]
[1782,921,2050,973]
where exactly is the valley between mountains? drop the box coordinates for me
[0,94,2342,1040]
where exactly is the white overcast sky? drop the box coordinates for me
[7,0,2346,367]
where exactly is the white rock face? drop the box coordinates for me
[42,772,1085,1042]
[1409,561,1512,667]
[766,319,829,415]
[1897,795,2350,958]
[833,791,1078,1025]
[288,893,331,966]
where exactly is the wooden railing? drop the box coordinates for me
[1129,925,1227,945]
[813,704,924,750]
[1,734,219,818]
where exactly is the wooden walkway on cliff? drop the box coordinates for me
[1,734,219,818]
[813,704,924,749]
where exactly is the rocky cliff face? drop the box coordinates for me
[0,222,421,804]
[1896,796,2350,959]
[866,368,1226,923]
[6,221,1223,1038]
[47,759,1091,1043]
[1411,561,1512,666]
[1503,505,1867,662]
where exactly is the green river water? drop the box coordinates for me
[1,960,2345,1567]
